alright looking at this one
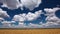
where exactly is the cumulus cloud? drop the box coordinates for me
[26,10,42,21]
[0,20,27,28]
[8,10,43,28]
[0,7,60,28]
[12,13,26,21]
[0,21,42,28]
[2,21,15,24]
[21,0,41,10]
[0,0,20,9]
[0,0,41,10]
[12,10,42,22]
[42,7,60,27]
[27,23,41,28]
[0,17,4,22]
[13,23,27,28]
[0,21,16,28]
[0,8,10,18]
[0,8,10,25]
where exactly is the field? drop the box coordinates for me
[0,29,60,34]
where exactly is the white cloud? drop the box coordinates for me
[1,21,42,28]
[21,0,41,10]
[0,8,10,18]
[27,23,41,28]
[0,0,20,9]
[11,10,43,28]
[14,23,27,28]
[0,8,10,25]
[0,17,4,22]
[12,10,42,22]
[2,21,15,23]
[12,13,26,21]
[0,8,10,27]
[0,0,41,10]
[42,7,60,27]
[26,10,42,21]
[0,20,27,28]
[44,7,60,16]
[0,21,16,28]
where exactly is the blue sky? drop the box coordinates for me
[0,0,60,28]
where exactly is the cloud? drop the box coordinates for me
[0,17,4,22]
[0,21,16,28]
[9,10,43,28]
[0,0,20,9]
[13,23,27,28]
[0,0,41,10]
[21,0,41,10]
[42,7,60,27]
[0,8,10,24]
[12,13,26,21]
[12,10,42,22]
[0,8,10,18]
[0,8,10,28]
[0,20,27,28]
[2,21,15,24]
[27,23,41,28]
[44,7,60,16]
[0,21,42,28]
[0,7,60,28]
[26,10,42,21]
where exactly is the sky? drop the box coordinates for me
[0,0,60,28]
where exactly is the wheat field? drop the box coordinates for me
[0,29,60,34]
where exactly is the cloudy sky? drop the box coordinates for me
[0,0,60,28]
